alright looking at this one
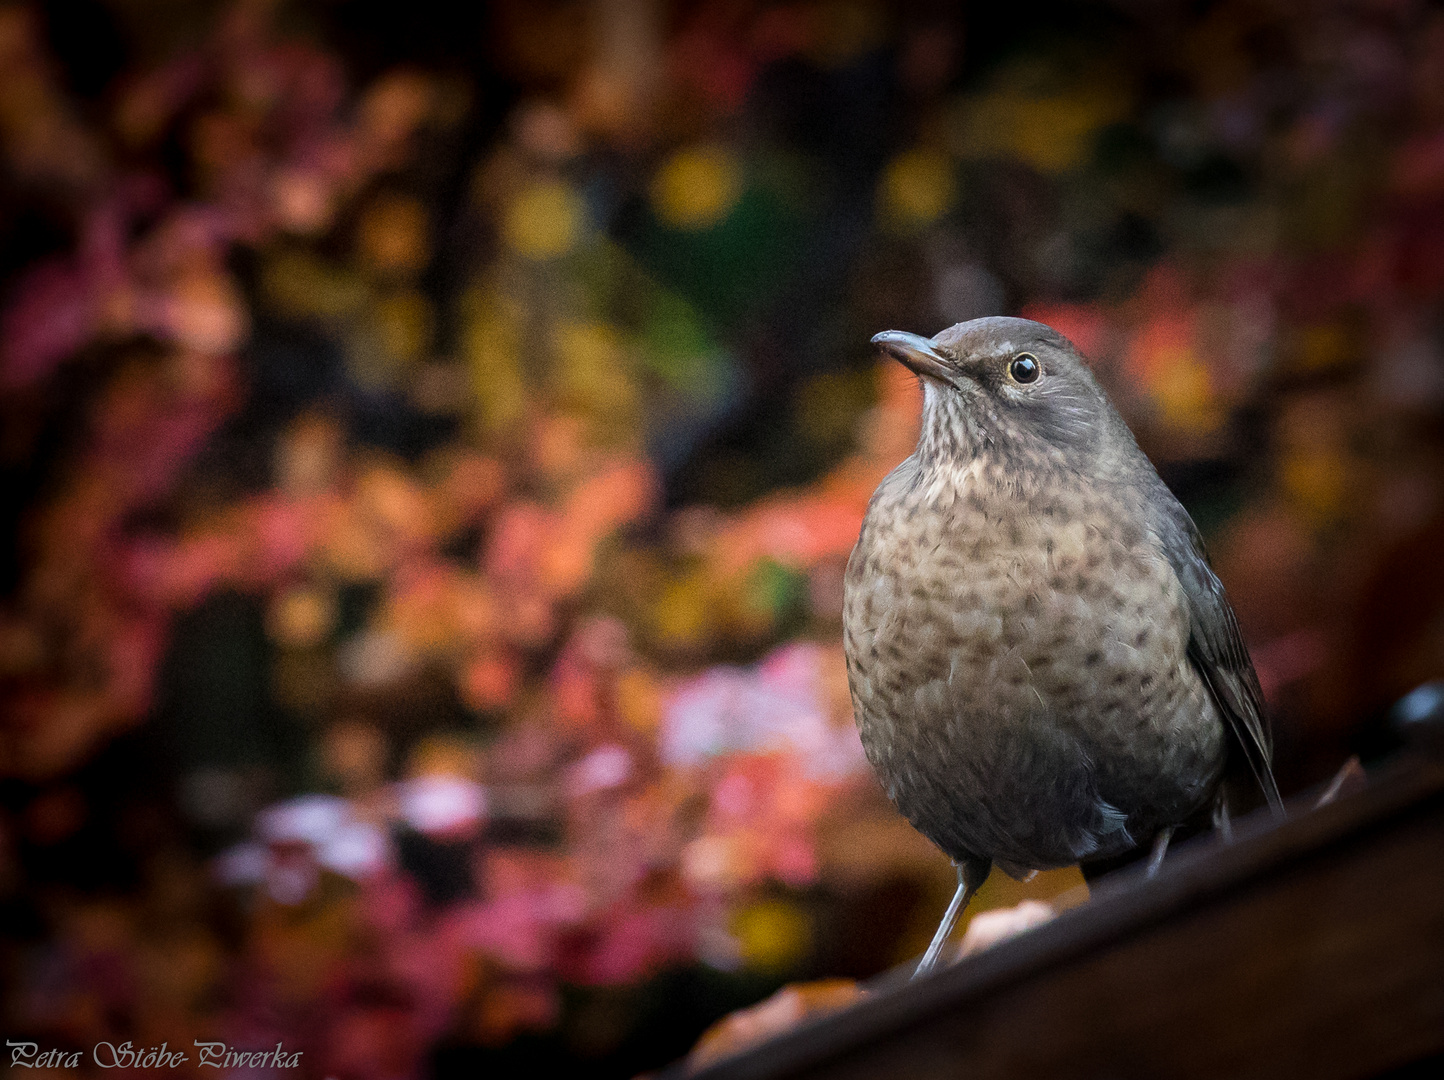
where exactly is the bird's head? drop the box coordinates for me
[873,316,1127,474]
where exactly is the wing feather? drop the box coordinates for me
[1149,494,1284,813]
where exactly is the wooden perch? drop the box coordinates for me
[665,752,1444,1080]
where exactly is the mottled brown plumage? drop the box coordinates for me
[843,317,1281,975]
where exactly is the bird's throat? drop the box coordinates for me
[916,385,985,468]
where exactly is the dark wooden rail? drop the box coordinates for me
[668,753,1444,1080]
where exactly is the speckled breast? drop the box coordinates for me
[842,455,1227,872]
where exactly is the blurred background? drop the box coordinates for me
[1,0,1442,1075]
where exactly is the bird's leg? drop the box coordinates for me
[1212,793,1234,844]
[914,873,969,978]
[913,856,989,978]
[1144,826,1174,879]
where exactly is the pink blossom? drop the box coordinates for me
[771,831,818,887]
[487,502,550,583]
[460,650,518,711]
[363,872,424,937]
[459,894,556,971]
[564,903,694,985]
[565,745,633,800]
[247,497,311,579]
[0,206,128,387]
[662,642,866,779]
[104,616,164,714]
[397,776,487,837]
[550,648,603,731]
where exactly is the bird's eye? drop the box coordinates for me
[1009,353,1040,384]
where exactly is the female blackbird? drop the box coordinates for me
[843,318,1282,976]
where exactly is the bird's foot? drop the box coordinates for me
[1213,795,1235,845]
[1145,826,1174,879]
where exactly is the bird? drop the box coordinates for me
[842,317,1283,977]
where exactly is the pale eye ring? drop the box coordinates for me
[1009,353,1040,384]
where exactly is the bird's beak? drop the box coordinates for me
[871,331,953,383]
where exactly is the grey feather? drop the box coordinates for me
[1146,490,1283,812]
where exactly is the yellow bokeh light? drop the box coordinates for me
[460,285,527,434]
[1281,447,1349,525]
[1150,348,1223,434]
[946,75,1131,175]
[266,586,336,649]
[651,145,743,231]
[374,289,434,365]
[502,180,584,259]
[653,576,710,649]
[616,668,662,732]
[878,147,956,229]
[732,899,812,972]
[550,320,639,424]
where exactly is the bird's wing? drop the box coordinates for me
[1150,496,1284,813]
